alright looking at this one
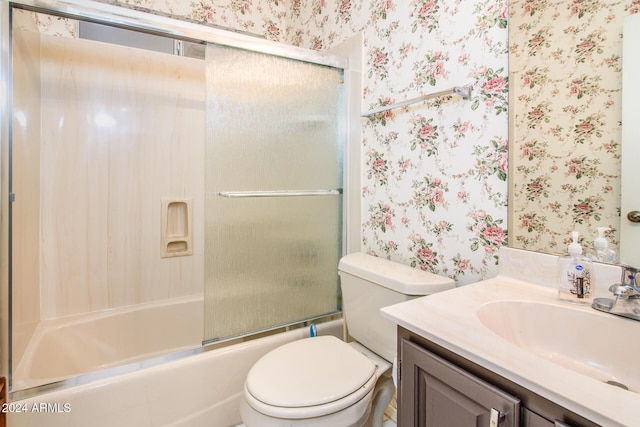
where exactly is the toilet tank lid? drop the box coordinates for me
[338,252,455,295]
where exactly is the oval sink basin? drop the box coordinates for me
[477,301,640,393]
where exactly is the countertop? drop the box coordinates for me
[381,275,640,427]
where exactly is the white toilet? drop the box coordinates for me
[240,252,455,427]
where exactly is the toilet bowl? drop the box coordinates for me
[240,253,455,426]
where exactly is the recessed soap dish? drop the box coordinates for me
[161,198,193,258]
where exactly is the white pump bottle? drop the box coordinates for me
[592,227,617,264]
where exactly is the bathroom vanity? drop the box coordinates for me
[397,327,597,426]
[381,248,640,427]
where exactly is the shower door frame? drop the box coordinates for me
[0,0,360,399]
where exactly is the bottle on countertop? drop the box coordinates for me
[557,231,593,305]
[591,227,617,264]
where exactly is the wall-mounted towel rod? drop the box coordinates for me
[217,189,342,198]
[361,85,472,118]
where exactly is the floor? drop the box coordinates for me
[236,422,395,427]
[235,415,396,426]
[235,393,398,426]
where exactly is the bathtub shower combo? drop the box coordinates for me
[0,0,356,420]
[11,295,204,390]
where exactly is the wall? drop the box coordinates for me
[28,0,509,287]
[12,23,205,320]
[287,1,509,284]
[11,17,42,363]
[27,0,640,288]
[116,0,509,285]
[510,1,639,254]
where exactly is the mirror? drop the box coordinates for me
[508,4,635,263]
[619,13,640,266]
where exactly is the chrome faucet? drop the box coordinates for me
[592,265,640,321]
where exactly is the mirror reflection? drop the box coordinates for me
[508,2,636,263]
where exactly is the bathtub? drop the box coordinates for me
[8,318,343,427]
[12,295,204,391]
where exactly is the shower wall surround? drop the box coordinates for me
[12,17,205,325]
[12,23,41,351]
[23,1,509,285]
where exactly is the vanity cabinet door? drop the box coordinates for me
[399,338,520,427]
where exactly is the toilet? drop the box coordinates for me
[240,252,455,427]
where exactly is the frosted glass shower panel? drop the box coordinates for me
[204,44,344,341]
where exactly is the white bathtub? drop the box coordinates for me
[8,318,343,427]
[12,295,204,391]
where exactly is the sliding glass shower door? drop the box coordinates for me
[204,44,344,342]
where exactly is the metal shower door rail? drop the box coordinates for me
[7,0,347,69]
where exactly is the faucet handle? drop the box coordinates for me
[609,283,640,298]
[620,265,639,287]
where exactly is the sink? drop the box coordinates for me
[477,300,640,393]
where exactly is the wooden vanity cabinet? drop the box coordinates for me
[400,337,520,426]
[397,327,600,427]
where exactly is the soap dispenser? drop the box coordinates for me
[592,227,617,264]
[557,231,593,304]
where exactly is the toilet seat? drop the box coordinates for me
[244,335,377,419]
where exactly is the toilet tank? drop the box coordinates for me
[338,252,455,362]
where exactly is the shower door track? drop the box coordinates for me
[218,189,343,198]
[5,0,347,69]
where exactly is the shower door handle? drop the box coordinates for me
[217,189,342,198]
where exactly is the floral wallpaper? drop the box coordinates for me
[510,1,639,256]
[287,0,510,285]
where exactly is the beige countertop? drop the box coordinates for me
[381,275,640,427]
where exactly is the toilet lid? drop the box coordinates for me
[246,335,376,408]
